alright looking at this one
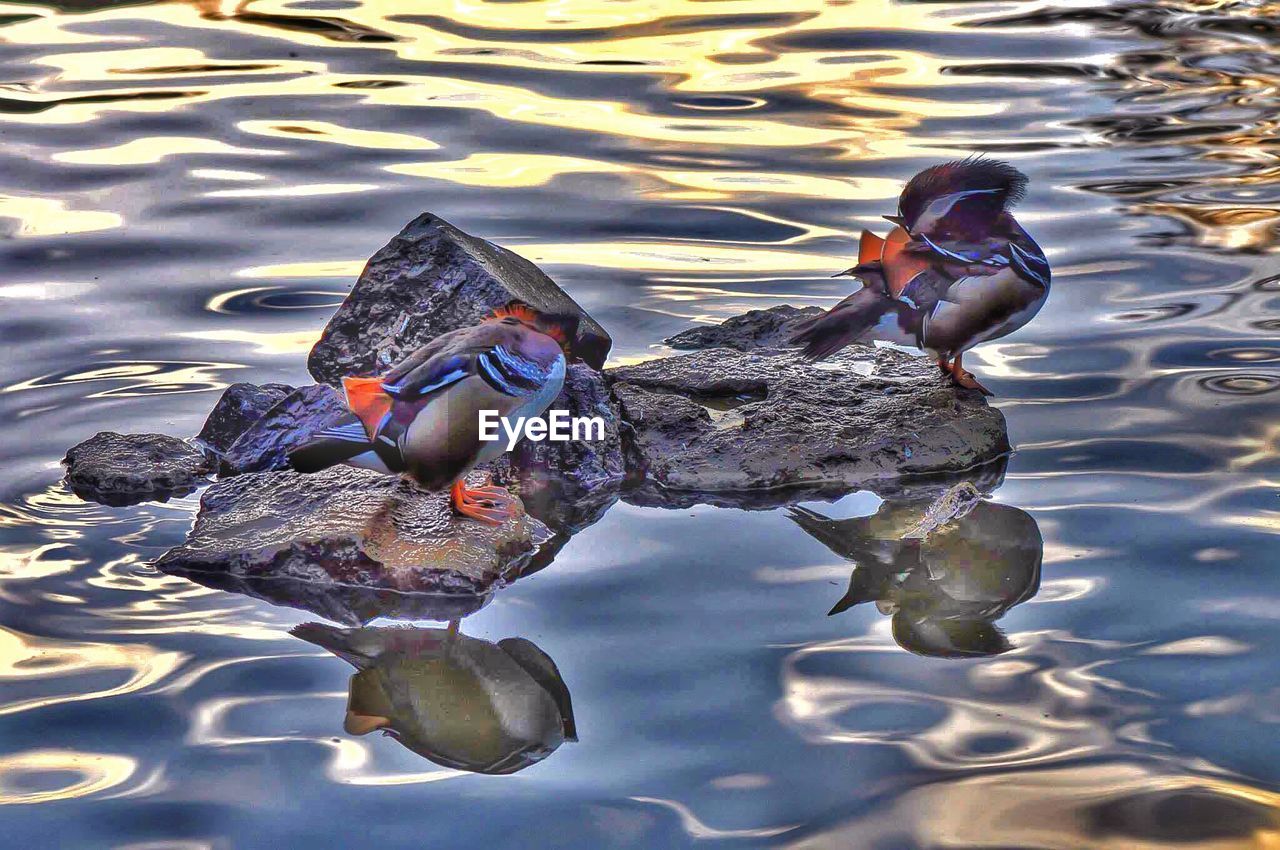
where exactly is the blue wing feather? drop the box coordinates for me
[1007,241,1050,288]
[382,354,471,401]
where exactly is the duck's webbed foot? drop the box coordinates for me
[944,354,994,397]
[450,478,516,525]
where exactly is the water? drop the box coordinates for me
[1,0,1278,845]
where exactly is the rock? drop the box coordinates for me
[63,431,211,506]
[155,466,552,600]
[219,384,347,477]
[606,345,1010,509]
[664,305,824,353]
[194,382,294,457]
[487,362,624,533]
[308,212,611,384]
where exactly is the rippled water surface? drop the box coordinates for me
[1,0,1279,846]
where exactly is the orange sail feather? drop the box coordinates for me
[342,376,393,438]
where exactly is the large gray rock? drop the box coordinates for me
[607,345,1010,509]
[487,362,624,533]
[308,212,611,383]
[195,382,294,457]
[63,432,211,506]
[665,305,823,353]
[219,384,347,477]
[155,466,551,599]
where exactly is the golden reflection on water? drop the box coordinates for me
[0,543,86,584]
[0,195,122,237]
[0,0,1000,292]
[0,625,185,717]
[787,764,1280,849]
[0,749,137,805]
[51,136,270,166]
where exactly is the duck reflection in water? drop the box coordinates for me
[292,621,576,775]
[788,487,1042,658]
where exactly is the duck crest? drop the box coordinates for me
[897,156,1027,227]
[489,301,541,325]
[487,300,579,349]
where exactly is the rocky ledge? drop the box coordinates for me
[65,217,1013,601]
[608,305,1010,509]
[154,466,550,602]
[63,432,211,506]
[63,213,625,527]
[664,305,823,353]
[307,211,611,381]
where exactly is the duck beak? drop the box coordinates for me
[882,214,905,226]
[833,262,878,279]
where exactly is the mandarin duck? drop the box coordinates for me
[790,157,1050,395]
[288,302,577,524]
[292,622,576,775]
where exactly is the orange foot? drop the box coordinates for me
[944,354,993,397]
[450,479,515,526]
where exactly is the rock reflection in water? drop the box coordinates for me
[788,488,1042,657]
[293,622,576,776]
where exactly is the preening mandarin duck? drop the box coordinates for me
[288,303,577,524]
[292,622,576,775]
[790,157,1050,395]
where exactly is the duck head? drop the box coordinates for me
[886,157,1028,244]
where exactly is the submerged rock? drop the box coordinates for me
[218,384,347,477]
[607,345,1009,508]
[155,466,551,599]
[308,212,611,384]
[664,305,823,353]
[194,382,294,457]
[63,432,210,506]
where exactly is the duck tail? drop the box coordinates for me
[342,376,392,435]
[287,414,375,474]
[790,284,894,361]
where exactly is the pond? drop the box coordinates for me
[0,0,1278,846]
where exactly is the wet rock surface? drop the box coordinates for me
[607,344,1010,509]
[62,432,211,506]
[664,305,823,353]
[155,466,551,599]
[218,384,347,477]
[195,382,294,457]
[307,212,611,384]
